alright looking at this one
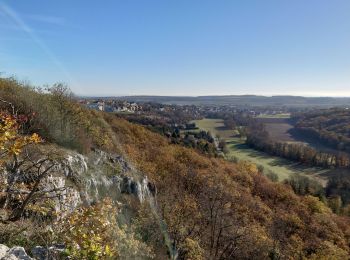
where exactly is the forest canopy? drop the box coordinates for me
[1,77,350,259]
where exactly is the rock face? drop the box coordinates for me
[77,149,156,204]
[0,149,160,259]
[0,245,32,260]
[1,145,157,219]
[32,148,157,218]
[31,245,65,260]
[115,175,156,203]
[0,245,8,259]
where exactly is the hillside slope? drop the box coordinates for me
[1,78,350,259]
[104,113,350,259]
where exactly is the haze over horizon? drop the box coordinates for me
[1,0,350,97]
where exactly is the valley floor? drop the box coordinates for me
[193,118,345,185]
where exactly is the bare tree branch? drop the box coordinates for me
[0,98,16,116]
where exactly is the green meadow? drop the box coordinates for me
[193,118,342,185]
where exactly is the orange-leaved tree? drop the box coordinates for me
[0,112,41,162]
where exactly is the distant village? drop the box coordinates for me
[80,98,289,117]
[79,99,142,113]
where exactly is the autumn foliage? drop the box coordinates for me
[57,198,153,260]
[104,113,350,259]
[1,77,350,259]
[0,112,41,161]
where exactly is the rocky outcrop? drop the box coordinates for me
[31,245,65,260]
[115,175,156,203]
[0,244,65,260]
[78,149,156,204]
[0,245,32,260]
[0,149,160,259]
[0,245,8,259]
[1,145,157,218]
[31,148,157,217]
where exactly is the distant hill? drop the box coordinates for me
[111,95,350,107]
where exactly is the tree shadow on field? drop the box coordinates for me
[228,141,285,162]
[317,168,350,179]
[215,126,230,131]
[226,136,347,185]
[228,139,323,171]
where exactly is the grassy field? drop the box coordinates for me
[192,118,236,139]
[193,118,342,184]
[226,137,331,183]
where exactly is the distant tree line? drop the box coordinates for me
[120,114,218,156]
[245,122,350,168]
[170,129,217,156]
[205,111,254,131]
[326,173,350,218]
[282,171,350,216]
[293,108,350,153]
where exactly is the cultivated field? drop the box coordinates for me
[255,116,344,155]
[193,118,341,184]
[255,117,299,143]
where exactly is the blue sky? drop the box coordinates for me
[0,1,349,96]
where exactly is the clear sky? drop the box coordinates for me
[1,0,349,96]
